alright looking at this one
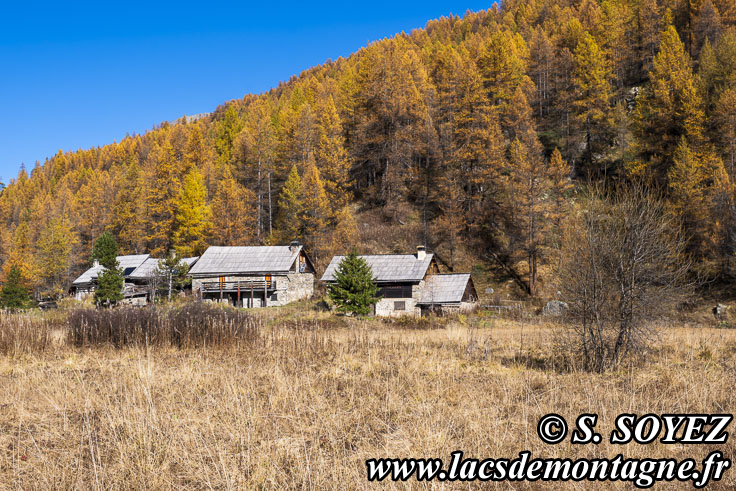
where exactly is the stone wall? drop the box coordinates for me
[374,281,423,317]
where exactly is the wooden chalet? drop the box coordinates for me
[187,242,315,308]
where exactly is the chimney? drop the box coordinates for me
[289,240,300,253]
[416,245,426,261]
[93,259,100,268]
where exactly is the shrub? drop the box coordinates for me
[69,302,261,348]
[556,186,692,372]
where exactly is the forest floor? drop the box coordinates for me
[1,307,735,489]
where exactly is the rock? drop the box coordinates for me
[543,300,569,317]
[713,304,728,319]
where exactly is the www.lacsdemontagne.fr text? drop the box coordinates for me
[366,451,731,488]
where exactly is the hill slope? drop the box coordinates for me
[1,0,735,300]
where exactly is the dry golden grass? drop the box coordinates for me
[1,310,735,489]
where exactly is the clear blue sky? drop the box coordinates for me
[0,1,493,182]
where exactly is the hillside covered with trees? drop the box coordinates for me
[1,0,735,300]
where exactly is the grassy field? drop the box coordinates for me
[1,305,735,489]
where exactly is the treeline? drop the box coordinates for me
[0,0,735,299]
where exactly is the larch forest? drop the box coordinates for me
[1,0,736,300]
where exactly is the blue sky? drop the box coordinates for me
[0,1,493,182]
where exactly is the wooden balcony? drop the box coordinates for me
[200,280,276,293]
[123,284,149,298]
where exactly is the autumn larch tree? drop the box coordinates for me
[301,158,331,263]
[632,24,705,183]
[356,38,432,217]
[144,141,183,256]
[331,206,359,255]
[315,95,352,217]
[111,159,146,254]
[173,168,212,257]
[237,98,276,238]
[211,167,257,246]
[36,216,78,298]
[276,165,304,243]
[215,105,244,165]
[572,32,615,174]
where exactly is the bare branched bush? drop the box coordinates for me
[556,186,693,372]
[69,303,261,348]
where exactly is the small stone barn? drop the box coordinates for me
[187,242,315,308]
[417,273,478,315]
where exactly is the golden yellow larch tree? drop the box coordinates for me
[632,24,706,183]
[331,206,360,254]
[236,98,276,239]
[315,95,351,217]
[144,141,183,256]
[111,160,146,254]
[210,167,257,246]
[276,165,304,243]
[301,158,331,262]
[173,168,213,257]
[3,222,37,292]
[573,32,615,171]
[36,216,78,298]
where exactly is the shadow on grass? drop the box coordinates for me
[500,352,578,373]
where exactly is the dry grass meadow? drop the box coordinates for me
[1,303,735,489]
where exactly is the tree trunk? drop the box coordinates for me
[257,154,262,239]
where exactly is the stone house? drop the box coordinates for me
[321,246,476,316]
[187,242,315,308]
[71,254,150,301]
[71,254,199,305]
[126,256,200,304]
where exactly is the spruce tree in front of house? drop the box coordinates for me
[0,265,32,311]
[92,232,124,307]
[328,250,381,316]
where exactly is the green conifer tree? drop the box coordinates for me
[92,232,124,306]
[0,265,32,311]
[328,250,381,316]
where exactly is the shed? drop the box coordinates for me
[418,273,478,314]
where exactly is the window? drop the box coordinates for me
[379,283,413,298]
[394,301,406,311]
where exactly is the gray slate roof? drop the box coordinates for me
[321,254,435,283]
[418,274,473,305]
[128,256,199,280]
[188,246,302,276]
[72,255,150,286]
